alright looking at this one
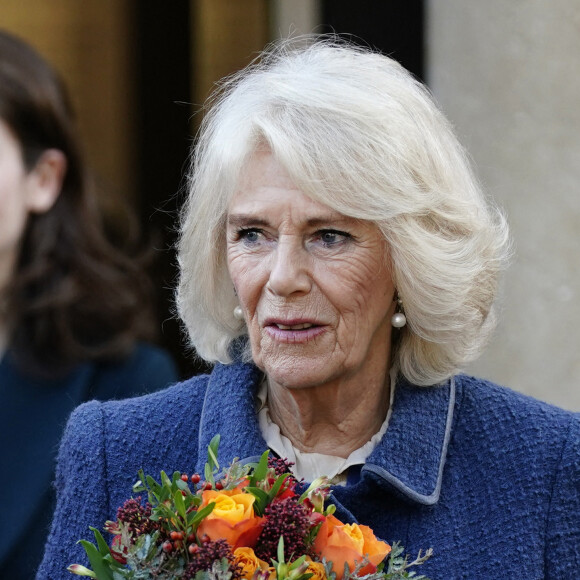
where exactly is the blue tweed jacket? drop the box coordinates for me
[37,361,580,579]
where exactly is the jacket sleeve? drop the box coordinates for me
[36,400,110,579]
[545,413,580,578]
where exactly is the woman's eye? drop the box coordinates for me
[238,228,262,245]
[317,229,350,247]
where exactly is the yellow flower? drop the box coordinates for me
[198,489,263,549]
[234,547,270,579]
[304,559,327,580]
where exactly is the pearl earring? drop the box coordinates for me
[233,305,244,321]
[391,293,407,328]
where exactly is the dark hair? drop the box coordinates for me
[0,30,156,374]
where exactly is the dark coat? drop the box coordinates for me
[0,344,179,579]
[37,361,580,579]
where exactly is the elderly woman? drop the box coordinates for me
[38,38,579,578]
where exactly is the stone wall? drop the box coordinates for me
[427,0,580,410]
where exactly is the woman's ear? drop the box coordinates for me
[25,149,67,214]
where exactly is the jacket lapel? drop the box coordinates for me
[363,376,456,505]
[195,361,266,475]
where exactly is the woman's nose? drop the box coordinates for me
[266,240,312,296]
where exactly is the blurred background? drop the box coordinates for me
[1,0,578,410]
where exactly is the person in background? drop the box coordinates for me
[0,30,179,578]
[38,37,579,578]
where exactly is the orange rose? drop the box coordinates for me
[304,558,327,580]
[313,515,390,580]
[234,547,270,579]
[197,489,263,549]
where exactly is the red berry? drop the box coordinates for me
[215,481,224,490]
[162,541,173,553]
[202,482,212,491]
[170,531,183,541]
[189,543,200,554]
[181,473,189,482]
[190,474,201,484]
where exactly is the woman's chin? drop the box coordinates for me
[250,332,343,389]
[258,355,337,391]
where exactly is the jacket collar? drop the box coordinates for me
[363,375,455,505]
[195,362,455,506]
[195,361,266,475]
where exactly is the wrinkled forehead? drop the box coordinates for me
[235,149,295,193]
[228,150,342,220]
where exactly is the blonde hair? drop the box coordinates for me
[177,36,510,386]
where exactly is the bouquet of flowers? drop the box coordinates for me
[69,435,432,580]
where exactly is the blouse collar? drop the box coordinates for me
[255,367,398,484]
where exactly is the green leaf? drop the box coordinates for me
[207,434,221,471]
[249,450,270,486]
[145,474,159,491]
[158,485,170,504]
[244,486,269,502]
[176,478,190,492]
[160,471,172,488]
[78,540,114,580]
[189,494,203,507]
[174,488,187,519]
[277,536,285,563]
[268,473,291,501]
[244,486,269,516]
[145,474,162,505]
[203,434,222,487]
[288,555,307,570]
[89,527,111,557]
[154,502,179,522]
[204,462,214,486]
[188,502,215,529]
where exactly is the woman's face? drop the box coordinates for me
[0,120,31,288]
[0,119,64,292]
[226,151,397,390]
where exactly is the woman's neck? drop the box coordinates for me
[266,368,391,458]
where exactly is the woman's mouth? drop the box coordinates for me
[274,322,313,330]
[264,319,326,342]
